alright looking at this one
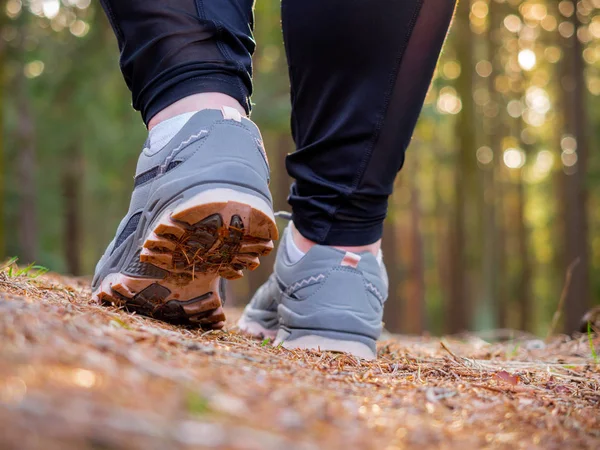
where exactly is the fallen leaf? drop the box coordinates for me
[494,370,520,385]
[546,383,572,394]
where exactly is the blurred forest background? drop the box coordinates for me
[1,0,599,336]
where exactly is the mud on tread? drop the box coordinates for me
[99,283,226,329]
[141,213,273,280]
[97,210,274,329]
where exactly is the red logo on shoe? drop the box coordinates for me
[341,252,361,268]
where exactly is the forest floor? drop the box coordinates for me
[0,271,598,450]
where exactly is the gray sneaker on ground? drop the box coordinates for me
[238,226,388,359]
[92,108,278,329]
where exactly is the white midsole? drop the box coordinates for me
[237,315,278,339]
[172,187,276,227]
[274,331,376,360]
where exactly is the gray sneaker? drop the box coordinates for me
[238,226,388,359]
[236,271,280,339]
[92,108,278,329]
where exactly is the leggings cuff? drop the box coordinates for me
[293,214,384,246]
[141,75,251,126]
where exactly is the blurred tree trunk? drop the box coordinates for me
[10,12,38,263]
[481,163,496,329]
[448,0,475,333]
[63,146,83,275]
[478,0,501,330]
[491,0,508,331]
[561,1,590,332]
[516,169,531,330]
[495,167,508,329]
[0,11,6,259]
[382,217,402,332]
[432,136,450,333]
[15,51,37,263]
[273,135,293,213]
[404,173,425,334]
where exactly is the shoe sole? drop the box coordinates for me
[237,314,278,339]
[93,188,278,329]
[274,333,376,360]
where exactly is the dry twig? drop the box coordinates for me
[546,257,581,341]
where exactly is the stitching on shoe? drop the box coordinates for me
[286,273,326,295]
[365,281,384,303]
[159,130,209,173]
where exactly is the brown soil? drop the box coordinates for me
[0,271,598,450]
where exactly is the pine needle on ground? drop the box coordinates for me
[0,271,598,449]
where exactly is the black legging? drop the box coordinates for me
[99,0,457,246]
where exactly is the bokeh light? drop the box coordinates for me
[525,87,550,114]
[558,21,575,38]
[471,1,488,19]
[558,1,575,17]
[561,135,577,154]
[528,150,555,182]
[561,151,578,167]
[24,60,45,78]
[5,0,22,18]
[518,49,537,71]
[476,60,493,78]
[540,14,557,31]
[437,87,462,115]
[504,14,522,33]
[544,46,562,63]
[442,61,461,80]
[476,146,493,165]
[70,20,89,37]
[42,0,60,19]
[507,100,524,118]
[503,148,526,169]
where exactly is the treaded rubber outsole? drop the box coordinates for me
[93,189,278,329]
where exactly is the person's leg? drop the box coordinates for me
[98,0,254,126]
[93,0,277,328]
[285,0,456,247]
[239,0,457,358]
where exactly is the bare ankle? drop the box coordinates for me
[290,223,381,256]
[147,93,246,130]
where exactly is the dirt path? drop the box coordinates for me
[0,271,598,450]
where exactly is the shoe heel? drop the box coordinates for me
[142,188,278,278]
[93,188,278,329]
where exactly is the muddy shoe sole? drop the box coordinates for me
[92,188,278,329]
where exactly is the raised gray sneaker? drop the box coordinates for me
[92,108,278,329]
[238,226,388,359]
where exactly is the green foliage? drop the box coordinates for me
[109,318,131,330]
[0,256,18,272]
[2,256,49,279]
[506,343,521,359]
[186,391,211,416]
[588,322,598,364]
